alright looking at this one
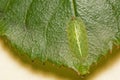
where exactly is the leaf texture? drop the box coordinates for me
[0,0,120,75]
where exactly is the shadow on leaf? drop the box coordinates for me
[0,37,120,80]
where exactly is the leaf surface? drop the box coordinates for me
[0,0,120,75]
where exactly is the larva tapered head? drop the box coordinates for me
[67,17,88,60]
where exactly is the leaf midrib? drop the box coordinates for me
[71,0,78,17]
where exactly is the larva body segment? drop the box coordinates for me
[67,17,88,59]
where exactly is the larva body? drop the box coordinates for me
[67,17,88,59]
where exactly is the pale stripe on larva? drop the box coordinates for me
[67,17,88,59]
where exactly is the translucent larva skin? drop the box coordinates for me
[67,18,88,59]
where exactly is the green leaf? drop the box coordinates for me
[0,0,120,75]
